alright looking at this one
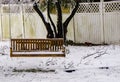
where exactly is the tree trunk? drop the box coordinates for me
[56,0,63,38]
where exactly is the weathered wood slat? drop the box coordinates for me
[10,38,65,57]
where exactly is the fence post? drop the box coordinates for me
[100,0,105,44]
[0,4,2,41]
[73,17,76,43]
[9,1,11,40]
[21,4,25,38]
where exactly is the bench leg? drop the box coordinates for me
[10,48,12,57]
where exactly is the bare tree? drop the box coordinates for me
[33,0,79,41]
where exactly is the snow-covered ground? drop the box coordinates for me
[0,41,120,82]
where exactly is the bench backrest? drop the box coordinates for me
[11,38,64,52]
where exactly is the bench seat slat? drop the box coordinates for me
[12,51,64,54]
[11,54,65,57]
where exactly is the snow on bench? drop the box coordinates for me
[10,38,65,57]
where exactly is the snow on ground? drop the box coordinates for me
[0,41,120,82]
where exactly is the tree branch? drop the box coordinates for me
[33,2,47,25]
[47,0,57,37]
[63,1,79,29]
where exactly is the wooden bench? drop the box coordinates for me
[10,38,65,57]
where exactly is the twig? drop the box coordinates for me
[83,46,108,59]
[83,51,103,59]
[94,49,108,59]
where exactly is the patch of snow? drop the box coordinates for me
[0,41,120,82]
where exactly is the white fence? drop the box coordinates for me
[74,1,120,44]
[0,1,120,44]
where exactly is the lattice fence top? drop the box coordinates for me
[23,4,35,13]
[1,1,120,14]
[1,4,35,13]
[77,1,120,13]
[77,3,100,13]
[10,5,20,13]
[2,5,10,13]
[104,2,120,12]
